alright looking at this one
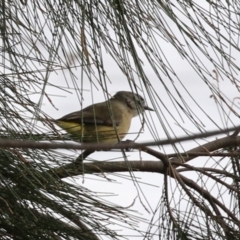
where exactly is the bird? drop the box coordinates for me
[52,91,153,144]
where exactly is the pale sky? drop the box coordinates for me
[31,2,240,239]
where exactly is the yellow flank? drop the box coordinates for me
[56,118,129,144]
[56,121,82,134]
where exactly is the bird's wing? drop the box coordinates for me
[57,102,123,127]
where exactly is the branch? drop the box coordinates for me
[46,133,240,233]
[48,134,240,178]
[169,134,240,164]
[0,125,239,150]
[168,168,238,238]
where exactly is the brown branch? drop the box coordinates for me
[83,158,238,234]
[177,166,240,180]
[175,164,238,192]
[141,145,169,167]
[51,162,230,225]
[43,133,239,190]
[0,125,239,150]
[47,133,240,232]
[169,134,240,164]
[163,168,179,229]
[67,133,240,175]
[169,168,237,238]
[11,127,240,234]
[50,157,240,229]
[176,173,239,223]
[167,151,240,158]
[49,133,240,178]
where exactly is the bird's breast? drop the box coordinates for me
[56,113,132,144]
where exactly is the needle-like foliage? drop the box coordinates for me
[1,0,240,239]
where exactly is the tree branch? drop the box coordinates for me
[0,125,239,150]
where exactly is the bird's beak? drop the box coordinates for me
[144,105,154,111]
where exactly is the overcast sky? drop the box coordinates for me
[31,2,240,239]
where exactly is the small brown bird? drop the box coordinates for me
[53,91,153,144]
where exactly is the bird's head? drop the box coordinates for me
[113,91,154,117]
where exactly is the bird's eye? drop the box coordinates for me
[139,96,145,103]
[135,94,144,101]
